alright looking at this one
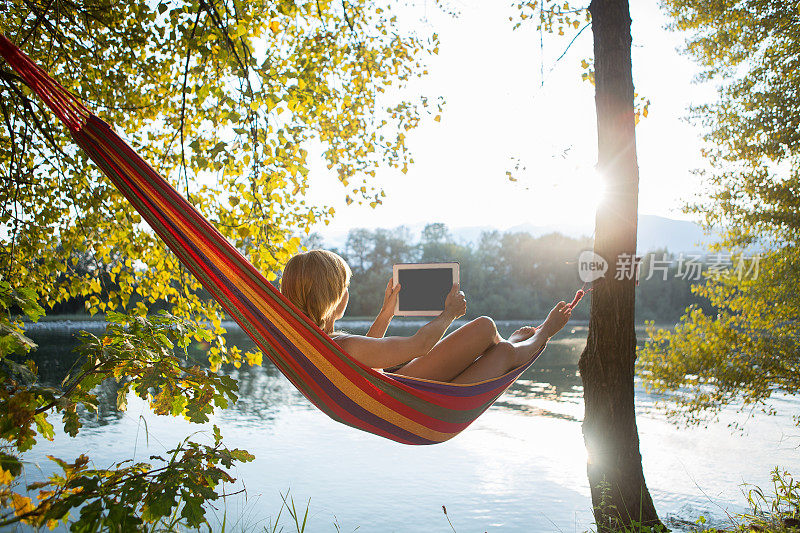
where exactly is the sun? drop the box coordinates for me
[574,165,609,219]
[515,162,607,230]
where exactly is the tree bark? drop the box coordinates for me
[578,0,663,530]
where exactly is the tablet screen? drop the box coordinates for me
[397,266,455,313]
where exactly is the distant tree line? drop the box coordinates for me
[305,223,711,324]
[43,222,709,325]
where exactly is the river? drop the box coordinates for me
[20,318,800,532]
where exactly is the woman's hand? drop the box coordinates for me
[381,278,401,316]
[444,283,466,319]
[367,278,399,338]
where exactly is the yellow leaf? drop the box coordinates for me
[269,20,279,33]
[11,493,34,517]
[0,466,14,486]
[246,351,263,366]
[434,115,441,122]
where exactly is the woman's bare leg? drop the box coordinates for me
[393,316,502,382]
[451,302,572,384]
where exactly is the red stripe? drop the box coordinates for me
[0,35,87,130]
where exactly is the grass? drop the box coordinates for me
[432,468,799,533]
[582,468,800,533]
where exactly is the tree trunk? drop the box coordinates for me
[577,0,663,530]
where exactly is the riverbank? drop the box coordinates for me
[21,313,674,331]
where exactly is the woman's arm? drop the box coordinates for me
[338,283,466,368]
[366,279,400,338]
[366,308,393,338]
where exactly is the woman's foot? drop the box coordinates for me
[508,325,537,343]
[537,301,571,338]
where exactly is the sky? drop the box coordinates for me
[303,0,718,240]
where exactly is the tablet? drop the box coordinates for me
[392,262,460,316]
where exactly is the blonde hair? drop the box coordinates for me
[280,249,351,333]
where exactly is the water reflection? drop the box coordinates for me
[24,328,124,427]
[499,366,583,421]
[222,365,309,423]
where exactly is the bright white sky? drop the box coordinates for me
[304,0,716,239]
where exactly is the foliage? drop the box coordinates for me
[639,0,800,426]
[512,1,591,35]
[685,468,800,533]
[1,0,438,367]
[331,224,594,320]
[0,279,253,529]
[0,427,254,531]
[740,468,800,532]
[2,304,239,451]
[635,249,708,323]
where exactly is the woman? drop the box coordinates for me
[280,249,571,384]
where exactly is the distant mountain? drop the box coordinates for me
[506,215,718,253]
[636,215,719,253]
[314,214,721,254]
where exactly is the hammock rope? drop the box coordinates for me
[0,34,552,445]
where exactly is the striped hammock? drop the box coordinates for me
[0,34,546,445]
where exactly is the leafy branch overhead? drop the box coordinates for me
[1,0,439,367]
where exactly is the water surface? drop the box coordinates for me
[21,319,800,532]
